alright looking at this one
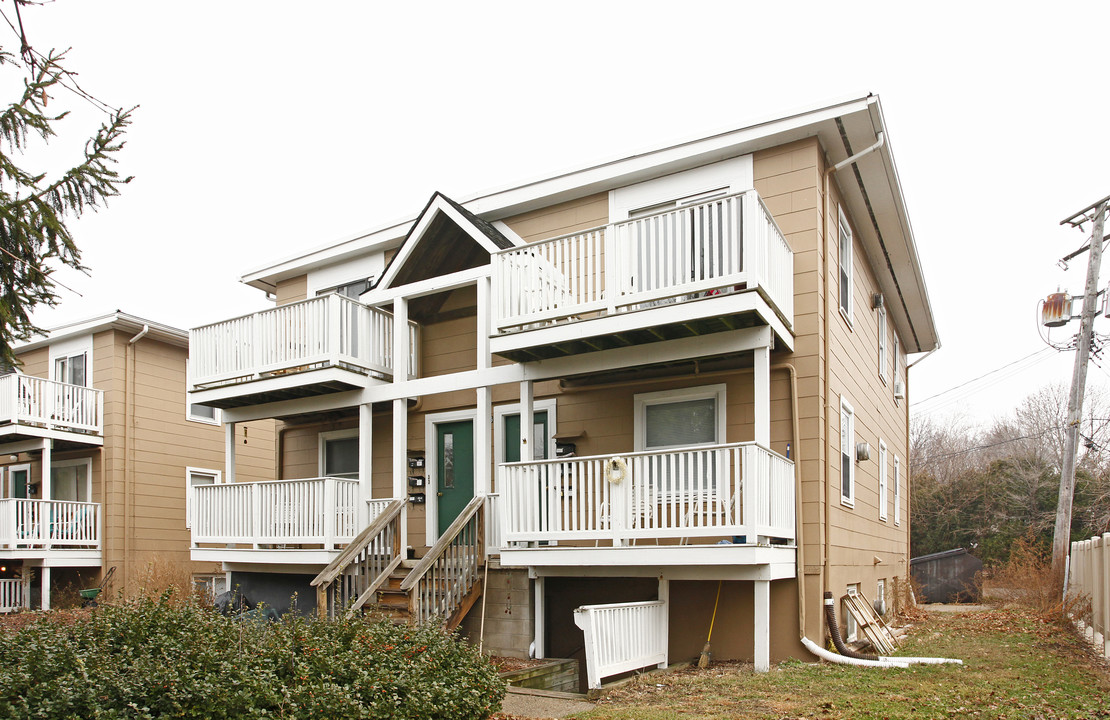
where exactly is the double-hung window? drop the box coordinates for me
[893,455,902,525]
[878,440,888,521]
[877,307,888,383]
[838,207,853,322]
[840,396,855,506]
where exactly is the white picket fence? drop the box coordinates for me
[191,477,358,549]
[499,442,794,546]
[1069,533,1110,656]
[0,499,101,548]
[189,293,419,388]
[492,189,793,332]
[0,374,103,434]
[574,600,668,689]
[0,579,24,613]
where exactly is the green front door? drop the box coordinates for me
[436,420,474,536]
[9,467,28,499]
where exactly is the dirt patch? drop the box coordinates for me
[492,656,548,673]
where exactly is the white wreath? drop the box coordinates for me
[606,456,628,485]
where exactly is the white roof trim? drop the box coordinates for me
[241,95,876,289]
[15,312,188,353]
[375,194,507,292]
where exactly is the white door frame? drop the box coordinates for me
[6,464,29,499]
[424,409,478,546]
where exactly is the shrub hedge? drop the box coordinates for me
[0,592,505,719]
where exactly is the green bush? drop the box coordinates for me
[0,592,505,719]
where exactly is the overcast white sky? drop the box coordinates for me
[11,1,1110,428]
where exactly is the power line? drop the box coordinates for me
[912,348,1056,407]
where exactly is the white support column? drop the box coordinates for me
[476,387,491,496]
[40,566,50,611]
[477,276,491,371]
[359,403,373,528]
[393,297,409,381]
[40,439,52,501]
[393,397,408,548]
[533,575,545,659]
[225,422,237,484]
[1103,532,1110,658]
[658,576,670,669]
[753,345,770,447]
[520,380,534,463]
[753,579,770,672]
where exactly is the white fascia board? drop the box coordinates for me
[15,312,188,354]
[241,96,877,291]
[0,428,104,449]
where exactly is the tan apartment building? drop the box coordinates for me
[186,95,937,686]
[0,313,274,609]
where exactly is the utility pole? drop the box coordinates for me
[1051,196,1109,596]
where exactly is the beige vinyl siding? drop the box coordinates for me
[502,192,608,243]
[819,161,910,612]
[14,346,48,377]
[275,275,308,305]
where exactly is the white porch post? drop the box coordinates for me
[359,403,373,528]
[476,276,492,497]
[393,398,407,548]
[658,576,670,669]
[225,422,237,484]
[533,574,545,659]
[753,345,770,447]
[753,579,770,672]
[520,380,534,463]
[40,439,52,501]
[40,566,50,611]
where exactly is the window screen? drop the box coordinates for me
[645,398,716,449]
[324,437,359,479]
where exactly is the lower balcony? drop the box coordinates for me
[0,499,101,564]
[190,477,385,564]
[497,442,796,573]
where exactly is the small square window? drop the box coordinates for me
[187,403,220,425]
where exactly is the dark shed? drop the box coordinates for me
[910,548,982,603]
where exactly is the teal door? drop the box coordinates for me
[503,411,549,462]
[436,420,474,536]
[9,467,28,499]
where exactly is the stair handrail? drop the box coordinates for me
[312,498,405,618]
[312,498,405,588]
[400,495,485,627]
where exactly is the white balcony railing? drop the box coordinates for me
[492,190,793,333]
[189,294,419,389]
[574,600,667,689]
[191,477,359,550]
[0,579,23,613]
[0,375,103,435]
[0,499,101,549]
[499,442,794,546]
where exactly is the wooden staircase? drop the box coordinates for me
[312,496,486,631]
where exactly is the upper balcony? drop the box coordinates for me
[490,190,794,361]
[188,293,419,409]
[0,374,103,446]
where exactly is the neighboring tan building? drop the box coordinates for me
[186,95,938,686]
[0,313,274,609]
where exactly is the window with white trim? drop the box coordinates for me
[892,333,901,403]
[51,458,92,502]
[877,307,888,383]
[635,384,726,452]
[54,352,88,387]
[838,207,853,322]
[893,455,902,525]
[876,579,886,615]
[186,468,221,529]
[840,396,855,507]
[844,583,860,642]
[192,573,228,602]
[878,439,888,521]
[187,403,220,425]
[319,429,358,479]
[315,277,374,299]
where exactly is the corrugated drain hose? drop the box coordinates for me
[823,591,879,661]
